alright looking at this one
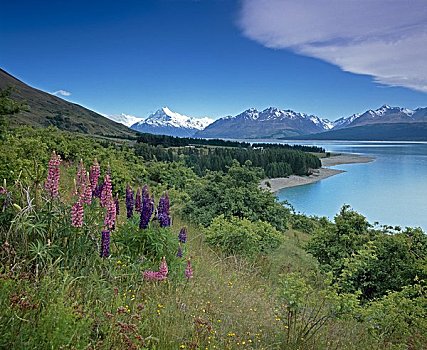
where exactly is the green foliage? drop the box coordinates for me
[113,216,182,275]
[204,215,283,257]
[182,161,291,230]
[361,282,427,348]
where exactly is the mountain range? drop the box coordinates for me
[2,68,426,141]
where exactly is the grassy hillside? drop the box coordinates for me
[289,122,427,141]
[1,125,426,349]
[0,68,137,138]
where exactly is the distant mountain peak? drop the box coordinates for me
[130,107,213,137]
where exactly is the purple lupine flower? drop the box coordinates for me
[125,184,134,219]
[185,259,193,279]
[89,159,101,192]
[45,151,61,198]
[157,192,171,227]
[100,229,110,258]
[76,159,86,189]
[100,174,112,207]
[139,193,154,229]
[135,187,142,213]
[114,193,120,216]
[93,183,103,198]
[71,200,84,227]
[178,227,187,244]
[83,172,92,205]
[104,196,116,230]
[176,245,183,258]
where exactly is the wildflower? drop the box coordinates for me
[185,259,193,279]
[159,256,168,277]
[178,227,187,243]
[125,184,134,218]
[89,158,100,192]
[139,192,154,229]
[176,245,183,258]
[93,183,103,198]
[135,187,142,213]
[45,151,61,198]
[100,229,110,258]
[71,200,84,227]
[104,196,116,230]
[100,174,112,207]
[157,192,171,227]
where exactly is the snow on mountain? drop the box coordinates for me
[196,106,332,139]
[106,113,143,127]
[333,105,418,129]
[130,107,214,137]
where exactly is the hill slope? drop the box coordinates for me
[0,68,136,138]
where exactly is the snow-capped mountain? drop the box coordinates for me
[195,107,333,139]
[131,107,213,137]
[106,113,143,127]
[332,105,420,129]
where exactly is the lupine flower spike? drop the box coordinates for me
[139,189,154,229]
[100,174,112,207]
[157,192,171,227]
[177,245,183,258]
[104,193,116,230]
[178,227,187,243]
[83,172,92,204]
[45,151,61,198]
[185,259,193,279]
[143,257,168,281]
[100,229,110,258]
[89,159,100,192]
[125,184,134,218]
[71,200,84,227]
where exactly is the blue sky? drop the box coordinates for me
[1,0,426,120]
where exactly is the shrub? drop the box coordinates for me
[204,215,283,257]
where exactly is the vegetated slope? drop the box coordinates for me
[0,68,137,138]
[289,122,427,141]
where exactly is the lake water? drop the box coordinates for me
[273,141,427,231]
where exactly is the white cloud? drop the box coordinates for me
[52,90,71,96]
[238,0,427,92]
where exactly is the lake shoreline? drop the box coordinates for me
[260,153,375,193]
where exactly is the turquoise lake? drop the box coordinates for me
[272,141,427,231]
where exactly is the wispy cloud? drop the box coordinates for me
[52,90,71,97]
[238,0,427,92]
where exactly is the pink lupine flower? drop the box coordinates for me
[45,151,61,198]
[71,200,84,227]
[159,256,168,277]
[89,159,100,192]
[83,172,92,204]
[100,174,112,207]
[104,196,116,230]
[143,271,166,281]
[143,257,168,281]
[185,259,193,279]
